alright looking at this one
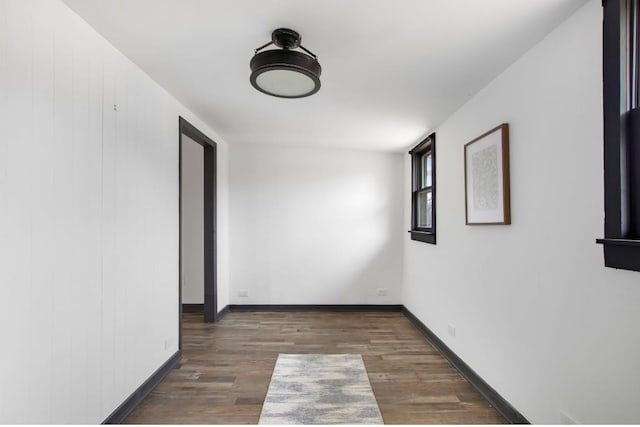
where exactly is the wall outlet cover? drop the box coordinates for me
[448,324,456,338]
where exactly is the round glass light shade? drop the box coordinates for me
[250,50,321,98]
[255,69,317,98]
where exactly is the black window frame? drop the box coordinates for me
[409,133,436,244]
[597,0,640,271]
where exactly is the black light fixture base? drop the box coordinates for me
[272,28,301,50]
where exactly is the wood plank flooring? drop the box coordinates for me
[124,311,507,424]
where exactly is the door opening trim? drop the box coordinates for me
[179,117,218,350]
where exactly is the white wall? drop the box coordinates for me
[0,0,229,423]
[181,135,204,304]
[402,0,640,424]
[229,143,404,305]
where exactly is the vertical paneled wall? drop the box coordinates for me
[0,1,228,423]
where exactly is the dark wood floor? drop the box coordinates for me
[124,311,507,424]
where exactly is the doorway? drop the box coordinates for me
[179,117,217,349]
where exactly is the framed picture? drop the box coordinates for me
[464,123,511,225]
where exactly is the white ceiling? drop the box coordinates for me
[62,0,588,152]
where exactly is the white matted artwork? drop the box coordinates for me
[464,123,511,225]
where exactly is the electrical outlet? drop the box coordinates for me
[238,289,249,297]
[163,337,174,350]
[377,288,388,296]
[448,324,456,338]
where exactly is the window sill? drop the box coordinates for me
[409,230,436,244]
[596,238,640,272]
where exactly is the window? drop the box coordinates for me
[597,0,640,271]
[410,133,436,244]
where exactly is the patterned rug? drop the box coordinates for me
[259,354,383,425]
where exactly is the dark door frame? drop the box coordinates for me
[178,117,218,348]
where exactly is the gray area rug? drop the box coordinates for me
[259,354,383,425]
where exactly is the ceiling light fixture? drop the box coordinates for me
[250,28,321,99]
